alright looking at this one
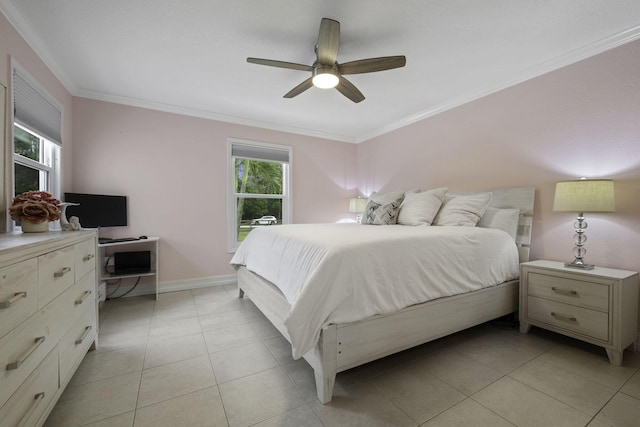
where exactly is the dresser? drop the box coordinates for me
[0,230,98,427]
[519,260,639,365]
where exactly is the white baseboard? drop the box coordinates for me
[103,273,238,299]
[160,274,238,293]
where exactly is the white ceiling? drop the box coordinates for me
[2,1,639,143]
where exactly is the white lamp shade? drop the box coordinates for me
[553,179,615,213]
[349,198,368,213]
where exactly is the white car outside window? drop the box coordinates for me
[252,216,277,225]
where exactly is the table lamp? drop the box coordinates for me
[349,197,368,223]
[553,179,615,270]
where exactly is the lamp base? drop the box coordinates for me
[564,260,595,270]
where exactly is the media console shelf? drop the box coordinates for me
[97,237,159,300]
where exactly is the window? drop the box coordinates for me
[227,139,291,251]
[13,124,59,196]
[10,59,62,229]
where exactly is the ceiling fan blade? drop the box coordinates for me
[338,56,406,75]
[316,18,340,64]
[283,78,314,98]
[247,57,313,72]
[336,76,365,103]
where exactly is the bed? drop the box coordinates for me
[231,187,535,403]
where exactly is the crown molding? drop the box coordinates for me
[0,0,78,94]
[356,25,640,143]
[3,1,638,145]
[74,88,358,143]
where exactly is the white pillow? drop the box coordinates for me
[397,187,447,226]
[433,192,492,227]
[478,207,520,240]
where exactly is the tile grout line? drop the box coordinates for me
[131,297,154,425]
[194,288,233,427]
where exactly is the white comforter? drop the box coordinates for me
[230,223,519,358]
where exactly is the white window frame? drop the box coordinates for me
[9,59,63,230]
[227,138,292,252]
[13,123,58,185]
[10,125,61,230]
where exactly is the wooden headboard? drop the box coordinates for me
[456,187,535,263]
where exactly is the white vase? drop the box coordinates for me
[21,220,49,233]
[59,202,79,230]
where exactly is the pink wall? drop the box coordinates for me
[357,39,640,273]
[3,9,640,283]
[2,9,358,283]
[72,98,358,281]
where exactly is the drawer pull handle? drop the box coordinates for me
[16,392,45,427]
[54,267,72,278]
[75,325,93,345]
[6,336,46,370]
[83,254,95,261]
[0,291,27,309]
[75,290,92,305]
[551,287,577,296]
[551,312,577,322]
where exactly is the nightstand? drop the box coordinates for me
[519,260,639,365]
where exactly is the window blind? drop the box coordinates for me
[12,66,63,146]
[231,142,289,163]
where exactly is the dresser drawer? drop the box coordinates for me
[75,238,96,282]
[38,245,75,309]
[0,299,63,408]
[58,272,96,334]
[0,347,58,427]
[0,258,38,340]
[528,296,609,341]
[527,272,609,312]
[59,305,97,383]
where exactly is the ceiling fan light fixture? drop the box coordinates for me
[312,66,339,89]
[247,18,405,102]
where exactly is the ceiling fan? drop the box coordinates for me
[247,18,406,103]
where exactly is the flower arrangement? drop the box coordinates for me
[9,191,61,224]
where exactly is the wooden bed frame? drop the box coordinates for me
[237,187,535,403]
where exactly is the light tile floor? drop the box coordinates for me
[45,285,640,427]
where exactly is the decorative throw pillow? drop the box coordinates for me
[433,192,492,227]
[478,207,520,240]
[368,190,405,205]
[362,195,404,225]
[397,187,447,226]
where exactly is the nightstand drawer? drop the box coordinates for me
[528,296,608,341]
[527,272,609,311]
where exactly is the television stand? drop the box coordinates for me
[97,237,159,300]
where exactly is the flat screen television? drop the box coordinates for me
[64,193,127,228]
